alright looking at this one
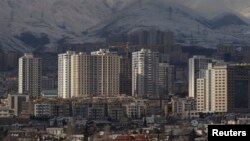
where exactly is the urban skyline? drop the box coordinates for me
[1,0,250,140]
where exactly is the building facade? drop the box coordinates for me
[196,64,228,113]
[196,63,250,113]
[124,99,147,119]
[71,53,92,98]
[8,94,29,116]
[159,63,175,98]
[18,53,42,97]
[227,64,250,113]
[58,51,76,98]
[34,103,52,117]
[120,57,132,96]
[188,56,212,98]
[132,49,159,98]
[42,76,55,90]
[196,78,206,112]
[71,49,120,97]
[171,97,197,118]
[210,65,228,113]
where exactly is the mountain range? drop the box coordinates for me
[1,0,250,52]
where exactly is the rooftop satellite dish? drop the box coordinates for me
[191,120,199,127]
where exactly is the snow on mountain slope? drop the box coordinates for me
[83,0,249,48]
[0,0,120,52]
[210,13,248,28]
[239,6,250,19]
[87,0,201,33]
[0,0,250,52]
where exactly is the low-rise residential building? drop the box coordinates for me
[124,99,147,119]
[72,103,89,118]
[8,94,29,116]
[51,103,71,117]
[20,101,34,117]
[33,102,71,118]
[34,103,51,117]
[70,135,84,141]
[0,97,12,117]
[88,103,105,120]
[107,103,124,121]
[146,99,168,116]
[46,127,66,138]
[171,97,197,118]
[0,106,12,117]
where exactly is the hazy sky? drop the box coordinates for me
[173,0,250,17]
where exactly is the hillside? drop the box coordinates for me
[0,0,250,52]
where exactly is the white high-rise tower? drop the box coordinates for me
[58,51,75,98]
[188,56,212,98]
[132,49,159,98]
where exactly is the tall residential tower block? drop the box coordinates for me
[18,53,42,97]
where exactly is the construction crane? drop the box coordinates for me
[109,42,130,58]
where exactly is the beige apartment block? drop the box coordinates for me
[18,53,42,97]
